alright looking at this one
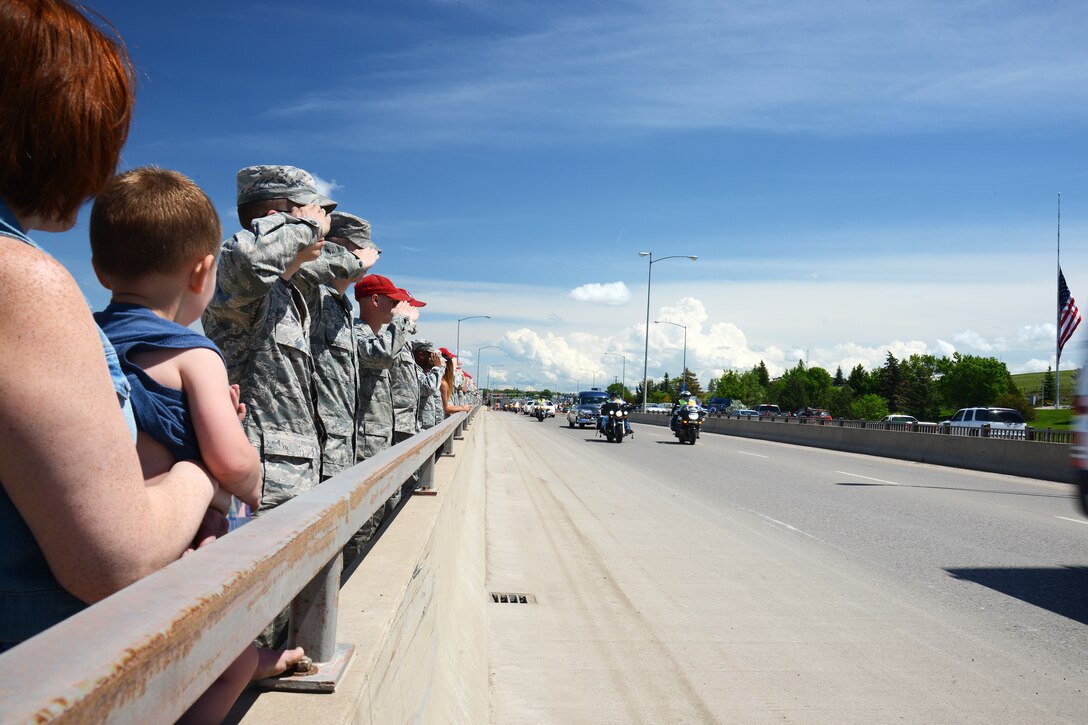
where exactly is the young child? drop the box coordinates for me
[89,167,304,723]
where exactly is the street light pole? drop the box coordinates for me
[577,367,591,393]
[654,320,688,395]
[487,364,503,393]
[475,345,500,389]
[456,315,490,363]
[603,351,626,399]
[639,252,698,410]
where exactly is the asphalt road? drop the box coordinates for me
[484,410,1088,724]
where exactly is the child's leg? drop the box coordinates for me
[176,645,305,724]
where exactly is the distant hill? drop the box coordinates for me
[1011,368,1079,405]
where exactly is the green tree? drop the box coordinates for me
[712,370,745,400]
[938,353,1011,409]
[827,385,855,419]
[606,382,632,402]
[847,364,874,396]
[678,368,704,396]
[879,352,903,412]
[1042,366,1055,405]
[898,354,941,420]
[850,393,889,420]
[996,388,1035,421]
[755,361,770,387]
[833,365,845,386]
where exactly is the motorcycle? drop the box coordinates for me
[598,403,632,443]
[535,407,545,422]
[670,404,704,444]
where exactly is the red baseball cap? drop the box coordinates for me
[439,347,455,358]
[400,288,426,307]
[354,274,412,302]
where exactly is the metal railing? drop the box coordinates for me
[0,408,477,723]
[652,409,1073,444]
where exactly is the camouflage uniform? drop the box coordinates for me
[355,316,413,460]
[390,326,422,441]
[412,340,444,431]
[292,243,365,480]
[452,366,467,406]
[418,363,445,430]
[202,212,326,510]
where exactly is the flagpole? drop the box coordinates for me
[1057,192,1061,407]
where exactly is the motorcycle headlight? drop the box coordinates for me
[687,412,698,420]
[619,410,627,417]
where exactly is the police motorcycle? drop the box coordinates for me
[597,398,633,443]
[670,397,705,444]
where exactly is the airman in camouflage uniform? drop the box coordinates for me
[417,343,448,428]
[342,274,418,562]
[410,339,444,432]
[201,165,333,511]
[390,292,429,446]
[294,213,379,480]
[354,276,418,460]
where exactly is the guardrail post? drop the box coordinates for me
[454,418,465,441]
[441,430,455,457]
[416,450,438,495]
[267,556,354,692]
[981,423,990,438]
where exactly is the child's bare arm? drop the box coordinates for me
[179,348,262,509]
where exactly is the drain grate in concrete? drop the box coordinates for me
[490,592,537,604]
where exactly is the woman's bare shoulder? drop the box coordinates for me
[0,235,82,305]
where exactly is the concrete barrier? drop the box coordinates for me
[234,420,487,724]
[631,413,1073,483]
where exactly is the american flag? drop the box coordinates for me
[1059,268,1081,358]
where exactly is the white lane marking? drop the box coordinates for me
[737,451,768,458]
[746,510,820,540]
[1055,516,1088,526]
[836,470,901,486]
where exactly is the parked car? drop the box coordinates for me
[756,404,781,417]
[881,414,918,424]
[940,407,1026,430]
[794,407,832,421]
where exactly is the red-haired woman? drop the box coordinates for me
[0,0,219,647]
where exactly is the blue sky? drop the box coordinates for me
[43,0,1088,393]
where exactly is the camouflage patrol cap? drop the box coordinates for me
[328,212,381,252]
[236,165,336,209]
[411,339,435,353]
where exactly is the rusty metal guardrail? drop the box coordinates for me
[0,407,477,724]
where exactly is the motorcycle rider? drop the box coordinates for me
[598,394,632,439]
[670,394,699,432]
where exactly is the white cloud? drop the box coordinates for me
[1016,358,1054,374]
[311,174,342,198]
[570,281,631,305]
[952,329,997,352]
